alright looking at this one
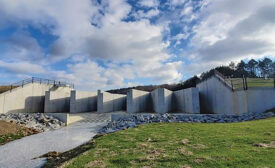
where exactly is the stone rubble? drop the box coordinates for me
[0,113,65,132]
[98,112,275,134]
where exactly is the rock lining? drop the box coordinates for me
[0,113,65,132]
[99,112,275,134]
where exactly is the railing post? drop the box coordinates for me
[230,78,234,91]
[32,77,34,83]
[274,78,275,89]
[54,80,55,85]
[40,79,42,84]
[243,75,245,90]
[245,77,248,90]
[10,85,12,92]
[22,80,24,87]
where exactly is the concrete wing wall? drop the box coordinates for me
[197,76,234,114]
[44,87,72,113]
[97,90,126,113]
[151,88,173,113]
[70,90,97,113]
[173,87,200,114]
[127,89,152,113]
[197,75,275,115]
[0,83,53,113]
[233,88,275,114]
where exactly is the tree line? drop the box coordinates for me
[201,57,275,80]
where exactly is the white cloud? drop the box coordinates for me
[139,0,159,8]
[133,9,160,19]
[0,61,45,74]
[189,0,275,65]
[171,0,186,6]
[0,32,45,62]
[0,0,183,89]
[1,0,273,89]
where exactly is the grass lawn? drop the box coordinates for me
[45,117,275,168]
[0,133,25,145]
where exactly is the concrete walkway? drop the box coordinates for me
[0,122,106,168]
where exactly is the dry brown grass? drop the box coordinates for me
[253,141,275,148]
[0,86,18,94]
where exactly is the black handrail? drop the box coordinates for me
[6,77,74,93]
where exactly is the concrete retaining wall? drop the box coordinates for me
[70,90,97,113]
[97,90,126,113]
[151,88,173,113]
[197,76,234,114]
[127,89,152,113]
[173,88,200,113]
[44,87,72,113]
[233,88,275,114]
[0,83,53,113]
[197,76,275,114]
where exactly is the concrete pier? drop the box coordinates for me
[151,88,173,113]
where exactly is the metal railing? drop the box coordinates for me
[6,77,74,92]
[213,70,274,91]
[213,70,233,89]
[224,76,274,91]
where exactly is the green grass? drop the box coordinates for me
[0,133,24,145]
[61,118,275,168]
[226,78,274,89]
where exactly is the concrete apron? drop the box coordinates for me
[0,122,107,168]
[46,112,113,125]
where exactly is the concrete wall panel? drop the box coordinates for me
[97,90,126,113]
[0,83,53,113]
[173,88,200,113]
[127,89,152,113]
[197,76,234,114]
[246,88,275,113]
[44,87,72,113]
[70,90,97,113]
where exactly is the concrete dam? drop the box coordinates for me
[0,74,274,118]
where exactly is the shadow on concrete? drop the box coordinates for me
[45,97,70,113]
[70,96,97,113]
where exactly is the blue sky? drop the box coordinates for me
[0,0,275,91]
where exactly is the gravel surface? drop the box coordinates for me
[0,113,65,132]
[99,112,275,134]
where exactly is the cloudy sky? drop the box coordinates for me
[0,0,275,91]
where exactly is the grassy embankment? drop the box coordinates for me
[225,78,274,89]
[0,86,18,94]
[44,117,275,168]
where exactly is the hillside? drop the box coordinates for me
[108,76,199,94]
[0,86,18,94]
